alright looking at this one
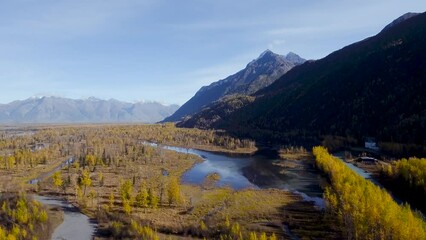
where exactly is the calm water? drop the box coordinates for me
[29,157,96,240]
[154,144,324,199]
[33,195,96,240]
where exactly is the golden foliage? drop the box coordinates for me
[0,194,49,240]
[135,184,149,208]
[313,146,426,240]
[77,169,92,197]
[393,157,426,192]
[130,220,160,240]
[167,176,182,206]
[52,171,63,189]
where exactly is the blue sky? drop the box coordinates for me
[0,1,424,105]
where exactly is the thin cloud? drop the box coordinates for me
[168,18,271,32]
[0,1,155,39]
[0,0,424,105]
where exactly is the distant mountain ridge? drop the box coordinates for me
[163,50,306,122]
[179,12,426,152]
[0,96,179,124]
[382,12,420,32]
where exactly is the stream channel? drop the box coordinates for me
[31,144,377,239]
[29,157,96,240]
[33,195,96,240]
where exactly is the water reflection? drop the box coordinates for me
[153,144,323,199]
[181,151,256,189]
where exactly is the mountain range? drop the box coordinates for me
[0,96,179,124]
[163,51,306,122]
[177,12,426,154]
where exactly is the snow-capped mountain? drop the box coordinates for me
[0,96,179,123]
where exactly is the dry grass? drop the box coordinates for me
[0,156,70,192]
[0,125,341,239]
[279,152,312,161]
[182,143,257,155]
[278,146,310,161]
[38,146,338,239]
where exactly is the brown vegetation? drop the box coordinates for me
[1,125,338,239]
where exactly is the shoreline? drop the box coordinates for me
[149,142,257,156]
[45,202,65,239]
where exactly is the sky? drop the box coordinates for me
[0,1,424,105]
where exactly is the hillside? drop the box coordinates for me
[180,12,426,154]
[177,95,256,129]
[0,96,179,124]
[163,50,305,122]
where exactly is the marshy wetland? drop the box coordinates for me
[1,124,424,239]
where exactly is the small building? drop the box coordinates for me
[364,137,379,151]
[356,156,378,165]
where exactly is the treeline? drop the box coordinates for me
[383,157,426,193]
[313,146,426,240]
[138,123,256,151]
[0,148,57,169]
[0,129,68,170]
[0,124,255,171]
[380,157,426,213]
[0,193,49,240]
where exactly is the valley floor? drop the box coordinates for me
[0,124,342,239]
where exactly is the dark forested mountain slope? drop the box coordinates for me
[382,12,420,32]
[176,95,256,129]
[0,96,179,123]
[163,50,305,122]
[183,12,426,150]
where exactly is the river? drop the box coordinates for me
[29,157,97,240]
[150,144,325,207]
[332,152,403,205]
[33,195,96,240]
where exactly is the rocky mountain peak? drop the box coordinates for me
[162,50,306,122]
[248,49,282,66]
[285,52,305,65]
[247,50,307,69]
[257,49,276,58]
